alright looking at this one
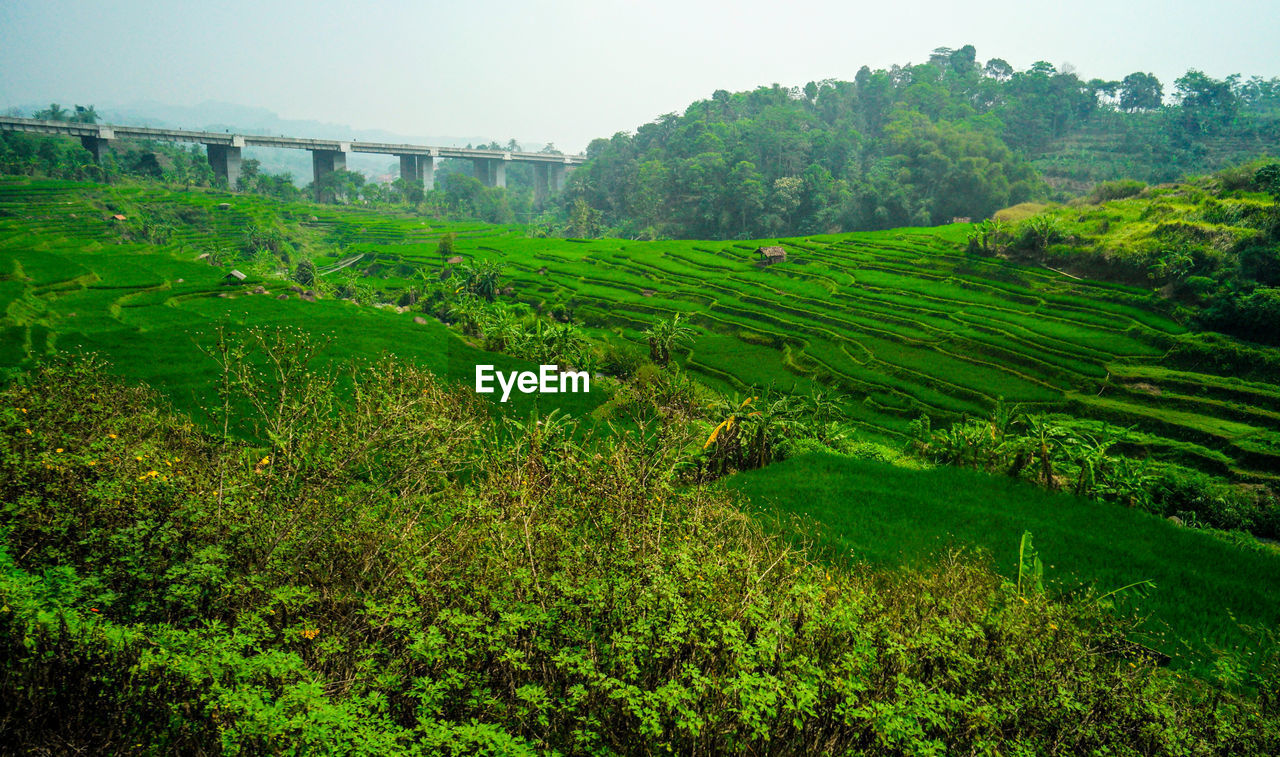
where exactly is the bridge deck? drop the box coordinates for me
[0,116,584,165]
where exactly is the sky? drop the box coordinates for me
[2,0,1277,152]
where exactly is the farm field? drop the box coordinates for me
[0,178,601,421]
[2,177,1280,677]
[725,452,1280,672]
[4,178,1280,482]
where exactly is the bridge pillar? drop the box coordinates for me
[472,158,491,186]
[420,156,435,191]
[492,159,506,189]
[398,155,419,183]
[533,164,549,204]
[549,164,567,194]
[207,144,243,188]
[312,148,347,201]
[79,136,112,162]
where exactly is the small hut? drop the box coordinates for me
[756,246,787,265]
[445,256,464,265]
[223,269,247,283]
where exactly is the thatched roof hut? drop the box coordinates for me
[756,246,787,264]
[445,256,464,265]
[223,269,247,282]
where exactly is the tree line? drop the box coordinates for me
[556,46,1280,239]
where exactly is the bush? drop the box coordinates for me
[2,352,1279,753]
[597,342,645,378]
[1090,179,1146,202]
[1149,465,1279,536]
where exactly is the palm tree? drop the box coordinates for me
[34,103,69,122]
[71,105,100,124]
[966,218,1009,255]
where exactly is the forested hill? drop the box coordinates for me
[565,46,1280,239]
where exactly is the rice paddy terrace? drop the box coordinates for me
[0,178,597,419]
[2,177,1279,484]
[474,226,1280,485]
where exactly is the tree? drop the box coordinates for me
[643,313,694,368]
[1007,415,1072,489]
[1175,70,1238,132]
[1119,72,1163,111]
[1024,213,1062,251]
[1256,163,1280,199]
[436,233,456,265]
[984,58,1013,82]
[71,105,99,124]
[33,103,69,121]
[567,198,600,238]
[293,259,317,287]
[949,45,978,77]
[459,260,504,302]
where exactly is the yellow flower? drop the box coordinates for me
[135,456,143,461]
[108,433,118,439]
[55,448,63,453]
[259,456,270,465]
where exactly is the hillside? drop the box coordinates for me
[0,178,601,422]
[727,453,1280,669]
[3,176,1280,750]
[563,50,1280,239]
[3,176,1278,495]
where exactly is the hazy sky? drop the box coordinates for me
[2,0,1277,152]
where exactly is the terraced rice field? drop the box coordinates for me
[0,178,600,420]
[438,227,1280,482]
[3,177,1279,481]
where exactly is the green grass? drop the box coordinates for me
[0,182,601,421]
[725,453,1280,672]
[2,177,1278,483]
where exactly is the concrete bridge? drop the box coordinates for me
[0,116,584,201]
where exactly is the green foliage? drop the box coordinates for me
[1089,179,1146,202]
[726,453,1280,679]
[1256,162,1280,199]
[564,51,1280,238]
[293,258,317,286]
[913,399,1278,537]
[4,355,1280,753]
[436,231,456,262]
[642,312,693,367]
[1016,531,1044,596]
[1004,165,1280,347]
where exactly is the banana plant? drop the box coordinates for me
[1067,431,1117,497]
[643,313,694,367]
[1016,414,1073,489]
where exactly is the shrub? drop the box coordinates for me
[3,351,1280,754]
[1090,179,1146,202]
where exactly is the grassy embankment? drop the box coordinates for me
[726,453,1280,671]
